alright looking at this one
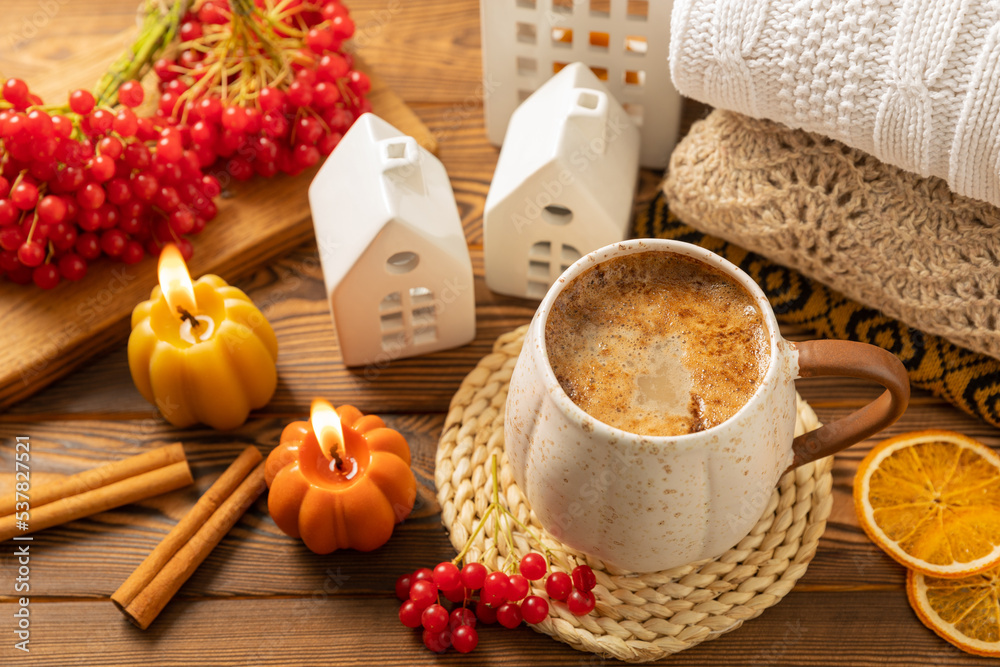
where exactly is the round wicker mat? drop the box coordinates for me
[434,325,834,662]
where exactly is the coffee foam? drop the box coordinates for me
[544,251,770,437]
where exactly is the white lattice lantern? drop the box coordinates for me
[484,62,640,299]
[481,0,681,168]
[309,114,476,367]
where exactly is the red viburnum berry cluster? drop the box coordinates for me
[395,553,598,654]
[150,0,371,179]
[0,78,218,289]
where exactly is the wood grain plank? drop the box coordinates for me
[0,592,992,666]
[3,406,995,597]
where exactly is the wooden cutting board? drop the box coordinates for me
[0,33,436,410]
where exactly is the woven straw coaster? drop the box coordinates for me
[434,325,834,662]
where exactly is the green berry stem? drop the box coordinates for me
[93,0,191,107]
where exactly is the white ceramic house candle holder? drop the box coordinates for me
[480,0,681,168]
[309,113,476,367]
[483,62,640,300]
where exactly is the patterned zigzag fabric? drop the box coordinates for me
[634,194,1000,430]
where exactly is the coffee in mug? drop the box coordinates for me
[545,251,769,436]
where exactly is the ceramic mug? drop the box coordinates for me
[504,239,909,572]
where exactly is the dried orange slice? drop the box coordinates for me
[854,430,1000,577]
[908,566,1000,657]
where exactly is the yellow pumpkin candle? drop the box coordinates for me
[265,399,417,554]
[128,244,278,430]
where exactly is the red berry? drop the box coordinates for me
[422,629,451,654]
[37,195,67,224]
[195,96,223,123]
[227,158,253,181]
[293,144,320,167]
[198,1,229,24]
[408,580,437,610]
[318,53,349,80]
[0,199,18,226]
[100,229,127,257]
[452,625,478,654]
[118,80,144,108]
[349,69,372,95]
[482,571,510,607]
[296,117,323,144]
[566,589,596,616]
[331,14,355,40]
[545,571,572,601]
[321,2,349,21]
[121,241,144,264]
[11,182,38,210]
[572,565,597,592]
[155,186,180,212]
[287,80,313,107]
[200,174,221,198]
[398,600,422,628]
[449,606,476,632]
[3,79,30,108]
[24,110,53,138]
[441,585,467,604]
[307,27,334,53]
[75,232,101,260]
[412,567,434,583]
[312,81,341,109]
[98,136,124,160]
[157,135,183,163]
[77,182,105,210]
[394,573,413,601]
[521,595,549,624]
[496,602,523,629]
[421,604,449,633]
[520,553,548,580]
[222,105,249,132]
[88,155,116,182]
[51,114,72,139]
[507,574,530,602]
[258,86,284,112]
[17,241,44,267]
[179,20,203,42]
[475,600,498,625]
[32,263,60,290]
[432,562,461,590]
[169,209,194,234]
[461,562,487,590]
[125,142,151,170]
[89,109,113,134]
[57,253,87,282]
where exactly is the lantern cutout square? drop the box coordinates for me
[483,62,640,300]
[480,0,681,168]
[309,113,476,367]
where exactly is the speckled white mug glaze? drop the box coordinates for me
[505,239,802,572]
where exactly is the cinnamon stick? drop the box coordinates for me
[0,443,186,517]
[111,445,262,612]
[118,460,267,630]
[0,461,193,542]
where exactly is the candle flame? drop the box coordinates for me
[310,398,345,463]
[158,243,198,316]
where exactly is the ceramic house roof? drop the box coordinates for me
[485,62,638,224]
[309,113,463,294]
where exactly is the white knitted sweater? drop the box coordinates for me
[669,0,1000,208]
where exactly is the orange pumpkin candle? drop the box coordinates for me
[264,399,417,554]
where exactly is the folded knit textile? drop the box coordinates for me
[663,110,1000,361]
[634,195,1000,431]
[669,0,1000,208]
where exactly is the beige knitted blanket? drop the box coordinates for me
[663,110,1000,361]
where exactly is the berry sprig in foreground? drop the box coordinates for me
[395,456,600,654]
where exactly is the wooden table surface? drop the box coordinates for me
[0,2,997,665]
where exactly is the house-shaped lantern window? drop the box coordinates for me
[309,114,476,367]
[480,0,682,168]
[483,62,640,299]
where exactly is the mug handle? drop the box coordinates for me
[789,340,910,468]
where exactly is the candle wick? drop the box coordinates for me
[178,308,201,329]
[331,449,345,472]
